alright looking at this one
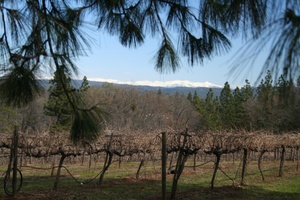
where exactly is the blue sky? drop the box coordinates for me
[77,32,266,88]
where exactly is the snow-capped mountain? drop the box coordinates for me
[87,78,222,88]
[40,77,223,97]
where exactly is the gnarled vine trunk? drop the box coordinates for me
[54,153,66,189]
[98,151,113,185]
[240,148,248,186]
[258,150,266,181]
[279,145,285,177]
[211,152,221,189]
[170,129,189,199]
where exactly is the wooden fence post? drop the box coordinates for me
[296,147,299,171]
[240,148,248,186]
[279,145,285,177]
[161,132,167,200]
[12,126,19,197]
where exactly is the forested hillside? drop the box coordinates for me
[1,71,299,135]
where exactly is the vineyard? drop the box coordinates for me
[0,130,299,199]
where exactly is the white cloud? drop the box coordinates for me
[87,78,222,88]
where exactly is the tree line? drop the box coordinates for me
[1,70,299,135]
[191,71,300,132]
[0,69,198,134]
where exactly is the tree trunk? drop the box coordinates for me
[296,147,299,171]
[81,151,85,166]
[54,154,66,189]
[98,151,113,185]
[118,156,122,169]
[89,153,92,171]
[168,152,175,172]
[170,129,189,199]
[240,148,248,186]
[99,133,114,185]
[279,145,285,177]
[211,152,221,189]
[258,150,266,181]
[232,152,235,164]
[50,155,56,176]
[20,150,23,169]
[274,148,277,161]
[136,159,144,180]
[12,127,19,198]
[193,154,197,171]
[170,153,188,199]
[161,132,167,200]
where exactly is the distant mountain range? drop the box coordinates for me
[87,78,223,88]
[40,78,223,97]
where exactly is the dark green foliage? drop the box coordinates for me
[192,91,201,105]
[44,66,109,143]
[190,75,300,132]
[43,67,109,142]
[157,88,162,95]
[44,67,74,132]
[232,87,250,130]
[240,80,254,102]
[79,76,90,92]
[71,107,109,145]
[155,37,180,73]
[0,66,41,108]
[273,76,297,131]
[232,87,244,128]
[229,80,255,131]
[0,104,17,133]
[187,92,193,103]
[255,71,275,130]
[219,82,234,129]
[202,89,221,130]
[238,80,255,130]
[275,76,294,108]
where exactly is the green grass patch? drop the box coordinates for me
[0,160,299,199]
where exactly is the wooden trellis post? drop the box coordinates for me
[296,147,299,171]
[161,132,167,200]
[279,145,286,177]
[12,126,19,197]
[240,148,248,186]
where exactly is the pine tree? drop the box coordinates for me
[273,76,296,130]
[239,80,255,130]
[203,88,221,130]
[255,71,274,130]
[157,88,162,95]
[187,92,193,103]
[44,70,94,132]
[79,76,90,92]
[192,91,200,105]
[219,82,234,129]
[232,87,244,129]
[44,67,74,132]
